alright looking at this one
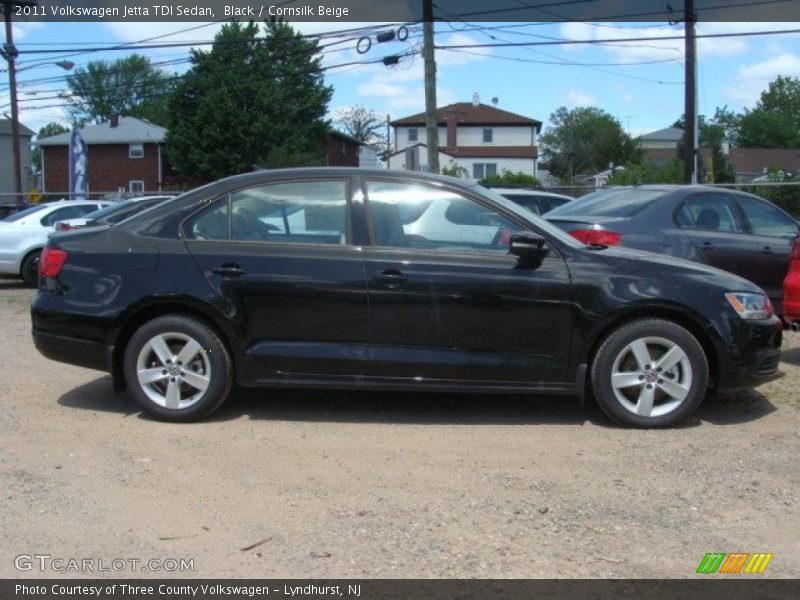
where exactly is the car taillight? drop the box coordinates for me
[790,238,800,262]
[39,247,68,278]
[569,228,622,246]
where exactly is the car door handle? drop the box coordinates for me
[701,242,714,250]
[761,245,773,254]
[211,264,245,278]
[373,270,407,286]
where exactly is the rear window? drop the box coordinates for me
[548,189,665,218]
[2,204,48,222]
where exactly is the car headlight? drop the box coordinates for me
[725,292,774,320]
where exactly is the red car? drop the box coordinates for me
[785,237,800,329]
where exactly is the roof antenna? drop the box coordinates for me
[491,97,499,106]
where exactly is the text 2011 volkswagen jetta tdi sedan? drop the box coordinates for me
[32,169,782,427]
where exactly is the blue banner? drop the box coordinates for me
[69,128,88,200]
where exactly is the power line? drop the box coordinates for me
[433,27,800,50]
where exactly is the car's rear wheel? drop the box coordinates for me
[20,250,41,288]
[123,315,232,422]
[591,319,708,428]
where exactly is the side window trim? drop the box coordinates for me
[181,178,353,247]
[673,192,746,233]
[361,177,560,257]
[733,193,800,237]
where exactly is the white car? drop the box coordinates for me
[55,195,174,232]
[0,200,108,287]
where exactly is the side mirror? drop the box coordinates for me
[509,231,549,263]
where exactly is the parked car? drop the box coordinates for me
[546,185,800,313]
[0,200,108,286]
[33,169,782,427]
[486,186,573,215]
[55,196,174,232]
[0,203,29,220]
[784,237,800,329]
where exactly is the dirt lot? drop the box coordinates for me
[1,277,798,579]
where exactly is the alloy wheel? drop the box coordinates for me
[136,332,210,410]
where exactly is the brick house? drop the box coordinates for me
[36,116,166,196]
[387,95,542,179]
[0,118,34,201]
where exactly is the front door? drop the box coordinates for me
[361,178,573,384]
[183,178,369,382]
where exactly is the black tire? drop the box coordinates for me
[123,315,232,422]
[590,318,709,428]
[20,250,41,288]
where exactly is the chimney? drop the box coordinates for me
[446,109,457,154]
[110,114,119,128]
[472,93,480,107]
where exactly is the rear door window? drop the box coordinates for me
[675,194,744,233]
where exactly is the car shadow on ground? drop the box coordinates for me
[57,376,777,428]
[781,345,800,366]
[697,389,777,425]
[0,275,30,290]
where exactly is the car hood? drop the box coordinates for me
[590,244,764,294]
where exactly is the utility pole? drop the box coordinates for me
[683,0,697,184]
[422,0,439,173]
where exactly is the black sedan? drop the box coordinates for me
[546,185,800,313]
[32,169,782,427]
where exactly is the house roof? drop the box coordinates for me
[727,148,800,175]
[390,102,542,131]
[388,143,537,159]
[0,118,35,137]
[639,126,684,142]
[36,116,166,146]
[328,129,364,146]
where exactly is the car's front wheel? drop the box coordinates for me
[123,315,232,422]
[591,319,709,428]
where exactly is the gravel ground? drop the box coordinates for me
[1,277,798,579]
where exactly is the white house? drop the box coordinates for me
[387,95,542,180]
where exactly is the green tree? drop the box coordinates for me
[606,159,683,185]
[31,122,70,172]
[737,76,800,148]
[166,20,332,181]
[672,113,735,183]
[66,54,175,126]
[540,107,639,181]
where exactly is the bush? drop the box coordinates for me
[479,170,540,186]
[606,160,683,186]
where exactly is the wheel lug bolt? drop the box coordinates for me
[646,384,653,389]
[657,367,662,373]
[638,375,645,381]
[645,365,650,370]
[170,377,176,382]
[162,370,167,375]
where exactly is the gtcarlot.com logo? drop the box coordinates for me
[15,554,194,573]
[696,552,773,574]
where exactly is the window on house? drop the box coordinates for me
[129,143,144,158]
[472,163,497,179]
[129,180,145,194]
[483,128,493,143]
[407,128,418,142]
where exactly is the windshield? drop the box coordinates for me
[470,183,583,248]
[547,188,666,218]
[2,204,49,222]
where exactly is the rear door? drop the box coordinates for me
[183,178,369,381]
[361,178,573,385]
[674,192,755,277]
[733,193,800,308]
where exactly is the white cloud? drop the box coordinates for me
[728,52,800,106]
[356,82,407,97]
[565,89,595,107]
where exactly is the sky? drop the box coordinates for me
[3,19,800,140]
